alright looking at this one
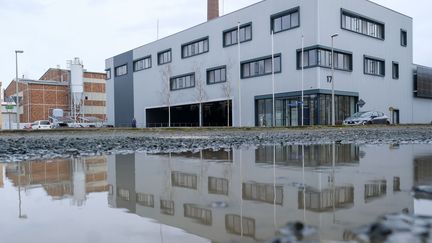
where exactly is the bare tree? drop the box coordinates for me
[221,58,234,127]
[193,62,207,127]
[160,64,172,127]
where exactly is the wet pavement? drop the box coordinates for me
[1,143,431,242]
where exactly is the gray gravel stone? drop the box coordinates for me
[0,126,431,162]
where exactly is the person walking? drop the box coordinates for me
[131,118,137,128]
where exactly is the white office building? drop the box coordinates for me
[106,0,432,127]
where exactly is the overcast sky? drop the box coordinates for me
[1,0,431,89]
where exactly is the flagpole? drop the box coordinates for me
[237,22,242,127]
[272,30,275,127]
[301,35,304,126]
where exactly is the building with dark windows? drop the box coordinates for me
[106,0,432,127]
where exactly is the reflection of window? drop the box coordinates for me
[108,184,113,195]
[255,144,360,166]
[225,214,255,237]
[118,188,130,201]
[243,182,283,205]
[365,180,387,203]
[160,199,175,215]
[171,171,197,190]
[208,177,229,195]
[393,177,401,192]
[184,204,212,225]
[298,186,354,212]
[137,193,154,208]
[414,156,432,185]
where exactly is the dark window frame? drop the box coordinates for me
[296,45,353,72]
[401,29,407,47]
[270,6,301,34]
[170,72,196,91]
[341,8,385,40]
[241,53,282,79]
[114,64,128,77]
[181,36,209,59]
[206,65,227,85]
[133,55,152,72]
[392,61,399,79]
[223,22,253,47]
[157,48,172,65]
[364,55,385,77]
[105,69,111,80]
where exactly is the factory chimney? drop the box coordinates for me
[207,0,219,21]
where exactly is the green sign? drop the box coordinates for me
[6,105,14,110]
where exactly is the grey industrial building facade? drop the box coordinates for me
[106,0,432,127]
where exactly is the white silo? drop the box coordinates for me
[69,58,84,122]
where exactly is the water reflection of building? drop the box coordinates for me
[107,145,431,242]
[6,157,107,205]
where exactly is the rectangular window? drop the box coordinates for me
[115,64,127,77]
[392,62,399,79]
[271,7,300,33]
[207,66,227,84]
[170,73,195,91]
[137,193,154,208]
[241,54,282,79]
[223,23,252,47]
[208,177,229,195]
[401,29,407,46]
[364,56,385,76]
[134,56,152,72]
[171,171,197,189]
[184,204,212,225]
[341,9,385,40]
[158,49,172,65]
[105,69,111,79]
[297,46,352,71]
[242,182,283,205]
[160,199,175,215]
[181,37,209,58]
[117,188,130,201]
[414,66,432,99]
[225,214,255,237]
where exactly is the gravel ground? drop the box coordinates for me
[0,125,431,162]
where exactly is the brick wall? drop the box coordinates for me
[40,69,70,82]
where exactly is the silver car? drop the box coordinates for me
[343,111,390,125]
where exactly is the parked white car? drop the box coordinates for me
[31,120,52,130]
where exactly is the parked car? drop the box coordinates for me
[343,111,390,125]
[31,120,52,129]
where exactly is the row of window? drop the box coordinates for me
[110,7,406,81]
[109,7,301,78]
[341,9,408,47]
[297,47,352,71]
[297,46,399,79]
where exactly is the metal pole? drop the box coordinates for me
[271,30,275,127]
[237,22,242,127]
[331,34,338,126]
[15,51,23,130]
[301,35,304,126]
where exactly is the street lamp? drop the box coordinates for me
[330,34,338,126]
[15,50,24,130]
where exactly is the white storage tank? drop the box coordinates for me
[70,57,84,104]
[52,108,64,118]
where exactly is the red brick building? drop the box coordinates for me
[4,68,106,124]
